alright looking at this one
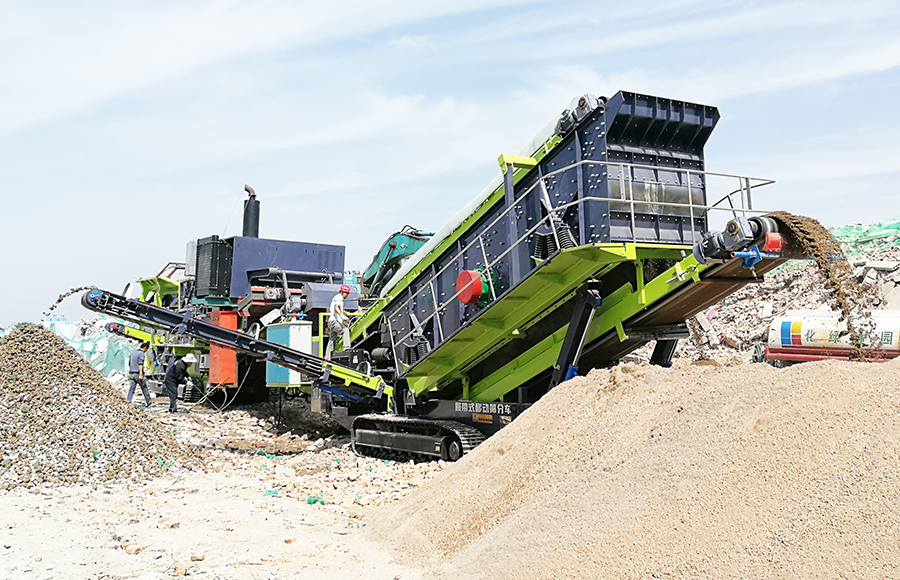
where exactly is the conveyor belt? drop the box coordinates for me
[580,255,787,367]
[81,289,388,397]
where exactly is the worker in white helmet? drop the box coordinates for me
[325,285,352,360]
[163,353,196,413]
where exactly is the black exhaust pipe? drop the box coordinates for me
[242,184,260,238]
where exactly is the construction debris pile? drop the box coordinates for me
[635,217,900,363]
[0,325,197,490]
[370,358,900,580]
[664,250,900,362]
[147,405,446,510]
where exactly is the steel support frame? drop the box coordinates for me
[465,245,704,401]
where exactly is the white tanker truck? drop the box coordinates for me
[756,309,900,365]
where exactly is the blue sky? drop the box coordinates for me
[1,0,899,327]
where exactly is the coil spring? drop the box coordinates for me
[546,233,559,256]
[406,339,430,365]
[556,224,576,249]
[534,234,548,260]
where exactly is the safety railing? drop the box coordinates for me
[379,159,775,357]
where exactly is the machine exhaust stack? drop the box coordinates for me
[242,185,260,238]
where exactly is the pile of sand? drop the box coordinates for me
[370,358,900,579]
[0,325,197,489]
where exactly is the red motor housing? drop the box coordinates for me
[456,270,483,304]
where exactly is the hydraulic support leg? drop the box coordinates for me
[649,339,679,367]
[549,282,602,389]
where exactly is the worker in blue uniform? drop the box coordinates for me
[126,342,153,407]
[163,353,196,413]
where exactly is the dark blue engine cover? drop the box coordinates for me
[229,237,345,298]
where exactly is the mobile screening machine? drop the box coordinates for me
[84,91,797,461]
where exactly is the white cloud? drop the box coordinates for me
[0,0,525,135]
[1,0,899,326]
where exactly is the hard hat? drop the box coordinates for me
[182,353,198,364]
[340,285,351,294]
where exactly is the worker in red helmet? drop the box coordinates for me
[325,284,352,360]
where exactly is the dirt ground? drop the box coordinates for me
[0,471,422,580]
[0,396,441,580]
[0,325,441,579]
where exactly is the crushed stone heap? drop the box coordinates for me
[369,358,900,580]
[0,325,197,490]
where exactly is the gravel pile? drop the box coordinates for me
[0,324,197,489]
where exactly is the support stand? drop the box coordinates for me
[549,282,602,389]
[649,339,679,367]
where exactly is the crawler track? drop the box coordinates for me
[352,414,487,462]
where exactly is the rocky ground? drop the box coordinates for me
[0,400,443,580]
[0,470,426,580]
[151,406,446,510]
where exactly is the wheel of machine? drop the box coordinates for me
[751,343,766,364]
[446,438,462,462]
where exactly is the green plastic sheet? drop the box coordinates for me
[831,217,900,256]
[45,316,134,377]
